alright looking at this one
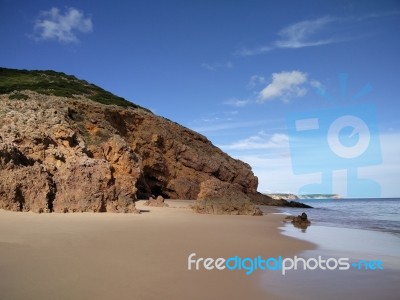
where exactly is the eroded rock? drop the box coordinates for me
[144,195,169,207]
[191,179,263,216]
[0,80,308,213]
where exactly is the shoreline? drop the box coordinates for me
[280,222,400,269]
[0,201,314,300]
[267,217,400,300]
[276,198,400,236]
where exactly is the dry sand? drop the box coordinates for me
[0,200,314,300]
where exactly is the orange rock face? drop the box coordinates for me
[0,92,267,213]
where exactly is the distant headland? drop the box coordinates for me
[266,193,341,200]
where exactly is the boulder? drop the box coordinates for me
[191,179,263,216]
[144,195,169,207]
[284,212,311,229]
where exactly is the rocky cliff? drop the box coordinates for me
[1,68,286,213]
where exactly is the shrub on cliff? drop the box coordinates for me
[0,67,150,111]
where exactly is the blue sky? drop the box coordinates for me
[1,0,399,197]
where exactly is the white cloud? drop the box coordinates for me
[224,98,250,107]
[201,61,233,71]
[218,132,289,150]
[275,16,335,49]
[200,116,232,123]
[190,119,280,133]
[235,46,273,56]
[33,7,93,43]
[258,70,308,102]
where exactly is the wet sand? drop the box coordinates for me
[0,201,313,300]
[263,223,400,300]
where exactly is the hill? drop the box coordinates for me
[0,68,309,213]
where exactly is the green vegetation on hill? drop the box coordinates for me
[0,67,150,111]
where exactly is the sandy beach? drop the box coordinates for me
[0,201,314,300]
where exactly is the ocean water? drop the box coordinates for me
[278,198,400,236]
[264,198,400,299]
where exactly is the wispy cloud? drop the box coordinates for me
[201,61,233,71]
[236,16,336,56]
[200,116,233,123]
[235,12,398,56]
[190,119,280,133]
[218,132,289,150]
[226,110,239,115]
[258,70,309,102]
[224,98,251,107]
[32,7,93,43]
[236,46,273,56]
[275,16,336,49]
[353,10,400,21]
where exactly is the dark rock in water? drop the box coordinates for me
[144,195,169,207]
[300,212,308,220]
[250,195,313,208]
[286,201,313,208]
[284,212,311,229]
